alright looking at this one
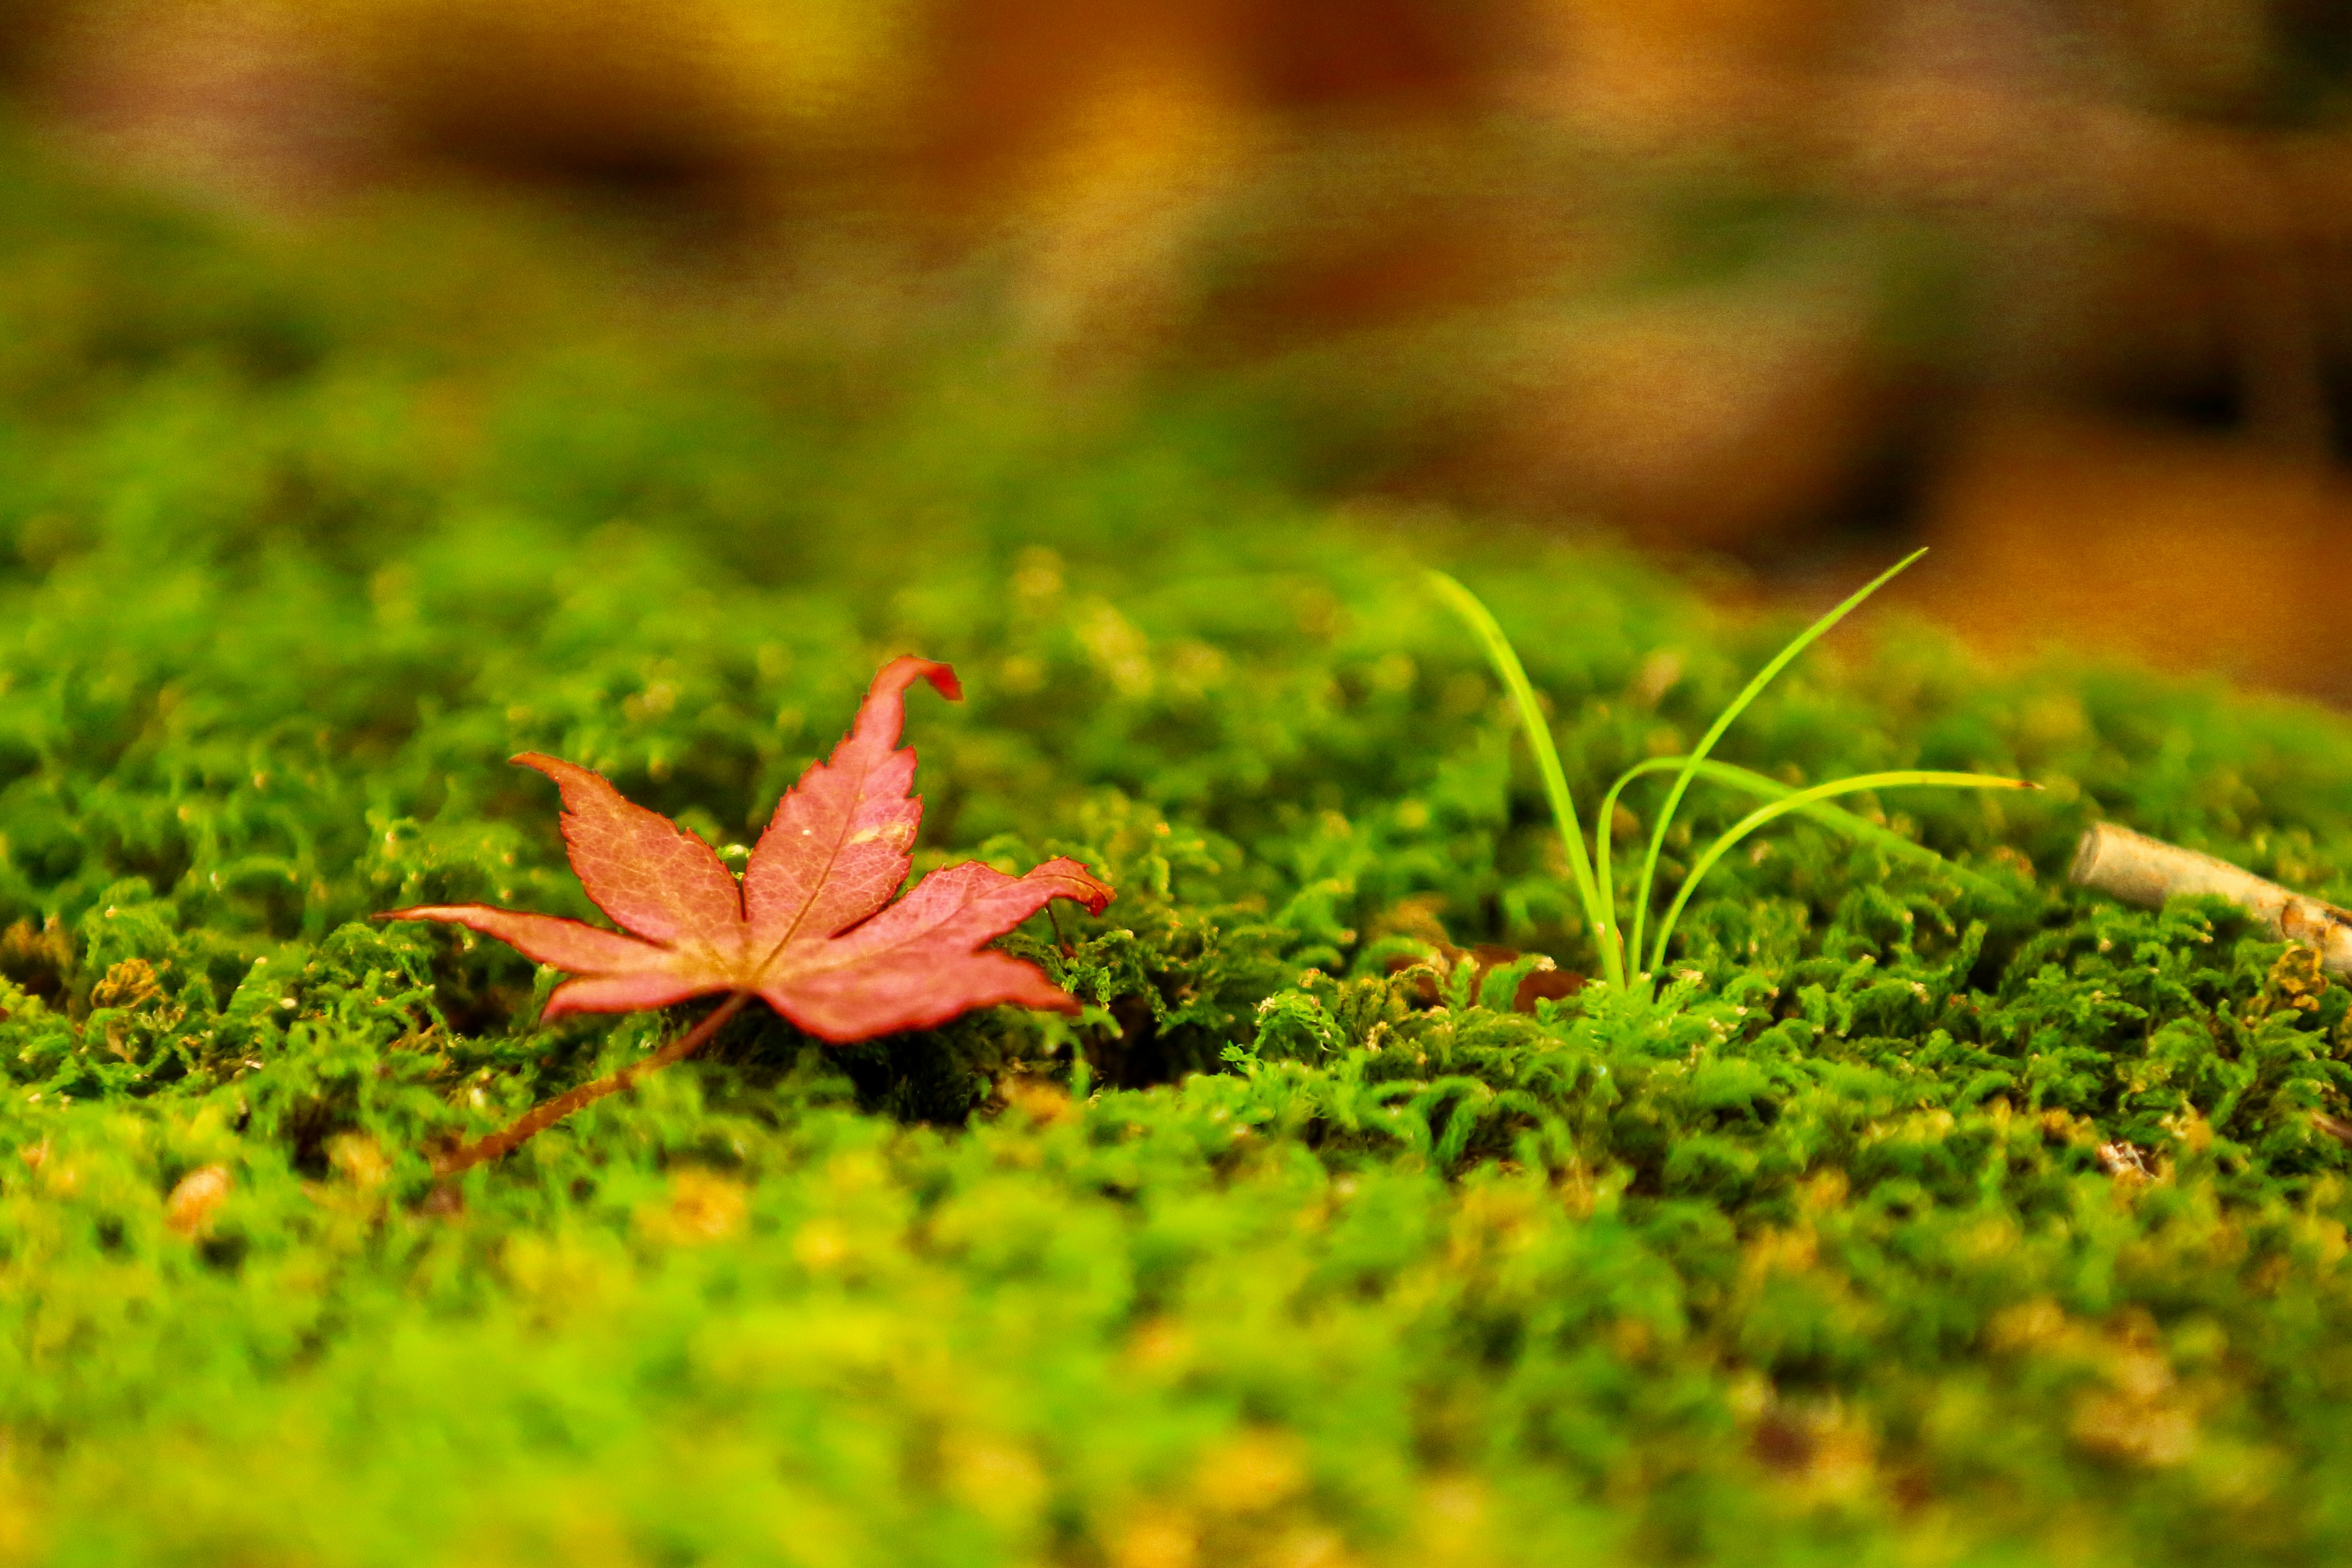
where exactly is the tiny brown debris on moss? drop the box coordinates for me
[89,958,173,1060]
[2261,943,2329,1017]
[165,1164,231,1238]
[1376,929,1581,1014]
[1512,963,1583,1011]
[1749,1408,1814,1474]
[0,918,72,1003]
[89,959,160,1012]
[1743,1390,1877,1502]
[2097,1141,2154,1186]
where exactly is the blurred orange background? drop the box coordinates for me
[9,0,2352,693]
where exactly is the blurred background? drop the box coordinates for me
[6,0,2352,694]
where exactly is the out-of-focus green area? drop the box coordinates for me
[12,0,2352,691]
[13,106,2352,1566]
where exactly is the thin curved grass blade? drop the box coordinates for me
[1427,571,1620,986]
[1626,549,1928,970]
[1607,754,2013,900]
[1648,769,2037,973]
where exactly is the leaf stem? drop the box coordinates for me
[432,991,752,1177]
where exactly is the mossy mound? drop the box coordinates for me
[9,137,2352,1566]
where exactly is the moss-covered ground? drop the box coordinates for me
[10,136,2352,1567]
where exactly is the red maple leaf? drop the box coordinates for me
[385,655,1112,1046]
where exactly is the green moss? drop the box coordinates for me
[8,133,2352,1564]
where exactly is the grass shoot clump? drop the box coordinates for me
[1429,552,2035,992]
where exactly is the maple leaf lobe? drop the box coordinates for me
[744,655,959,949]
[510,752,744,946]
[380,656,1112,1044]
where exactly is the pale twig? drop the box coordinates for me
[431,992,752,1177]
[2070,823,2352,974]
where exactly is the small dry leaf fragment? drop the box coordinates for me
[165,1164,231,1238]
[89,958,162,1011]
[1750,1409,1815,1474]
[1513,965,1583,1012]
[2262,943,2330,1014]
[1379,940,1581,1013]
[0,916,72,1000]
[1746,1401,1877,1500]
[2097,1141,2153,1185]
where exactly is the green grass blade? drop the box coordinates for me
[1647,769,2037,974]
[1607,754,2013,899]
[1427,571,1620,987]
[1625,549,1927,973]
[1594,759,1654,940]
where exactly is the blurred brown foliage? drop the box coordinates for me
[10,0,2352,692]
